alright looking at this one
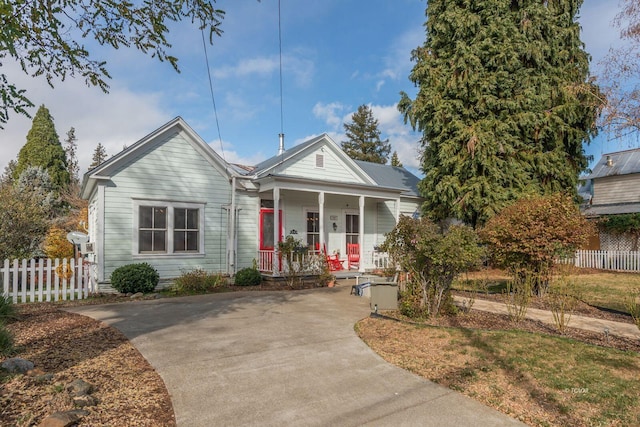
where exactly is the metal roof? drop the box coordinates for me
[354,160,421,197]
[588,147,640,179]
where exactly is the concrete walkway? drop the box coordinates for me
[68,285,524,427]
[455,296,640,340]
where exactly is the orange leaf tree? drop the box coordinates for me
[479,193,594,295]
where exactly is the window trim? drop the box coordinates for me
[132,200,205,257]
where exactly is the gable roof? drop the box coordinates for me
[81,117,234,199]
[588,148,640,179]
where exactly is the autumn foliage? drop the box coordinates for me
[480,193,595,294]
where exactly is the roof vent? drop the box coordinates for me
[278,133,285,156]
[606,155,613,167]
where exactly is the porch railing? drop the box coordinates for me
[258,249,392,273]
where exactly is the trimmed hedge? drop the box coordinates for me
[111,263,159,294]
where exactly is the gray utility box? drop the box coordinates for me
[370,283,398,312]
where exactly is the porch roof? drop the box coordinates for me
[254,173,408,199]
[582,202,640,217]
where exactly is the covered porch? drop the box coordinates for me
[254,175,401,276]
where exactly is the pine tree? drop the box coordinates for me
[89,143,108,169]
[342,104,391,164]
[14,105,70,192]
[390,151,403,167]
[399,0,603,227]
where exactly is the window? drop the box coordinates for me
[345,213,359,245]
[306,211,320,249]
[134,201,204,255]
[174,208,199,252]
[139,206,167,253]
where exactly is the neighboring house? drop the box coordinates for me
[582,148,640,250]
[81,117,424,290]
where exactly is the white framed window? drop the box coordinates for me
[305,210,320,250]
[133,200,205,256]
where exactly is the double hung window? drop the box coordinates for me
[135,201,204,255]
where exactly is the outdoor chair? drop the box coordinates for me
[347,243,360,270]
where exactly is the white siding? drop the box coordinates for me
[283,147,366,183]
[235,192,260,272]
[101,132,232,282]
[593,174,640,205]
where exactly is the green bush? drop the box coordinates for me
[172,269,225,294]
[0,325,14,357]
[234,267,262,286]
[0,294,15,323]
[110,263,159,294]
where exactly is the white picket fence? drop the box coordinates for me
[565,250,640,272]
[1,258,96,303]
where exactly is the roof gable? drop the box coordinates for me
[253,134,376,185]
[81,117,232,198]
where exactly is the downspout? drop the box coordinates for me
[229,176,237,276]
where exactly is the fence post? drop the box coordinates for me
[29,258,36,303]
[37,258,44,302]
[69,258,75,301]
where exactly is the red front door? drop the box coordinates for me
[259,208,283,250]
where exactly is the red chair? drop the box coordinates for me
[323,244,343,271]
[347,243,360,270]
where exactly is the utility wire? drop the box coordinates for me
[201,27,226,162]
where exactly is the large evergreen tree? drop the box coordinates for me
[342,104,391,164]
[89,143,108,169]
[14,105,70,192]
[399,0,603,227]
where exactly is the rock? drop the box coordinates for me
[73,394,99,407]
[38,410,88,427]
[34,373,55,384]
[130,292,144,299]
[1,357,34,374]
[66,379,93,396]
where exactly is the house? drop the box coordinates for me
[582,147,640,250]
[81,117,424,290]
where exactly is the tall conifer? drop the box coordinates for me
[399,0,603,226]
[342,104,391,164]
[14,105,69,192]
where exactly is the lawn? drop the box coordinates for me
[453,268,640,314]
[356,315,640,427]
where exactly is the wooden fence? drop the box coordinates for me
[1,258,96,303]
[563,250,640,272]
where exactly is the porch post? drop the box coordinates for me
[395,197,401,223]
[274,187,280,274]
[359,195,365,273]
[318,191,325,250]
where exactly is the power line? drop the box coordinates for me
[201,27,226,162]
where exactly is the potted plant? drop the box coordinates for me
[318,257,336,287]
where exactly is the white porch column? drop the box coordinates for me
[395,197,401,223]
[318,191,325,250]
[359,195,365,272]
[273,187,280,274]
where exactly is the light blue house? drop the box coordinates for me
[81,117,423,289]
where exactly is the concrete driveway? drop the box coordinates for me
[68,285,524,426]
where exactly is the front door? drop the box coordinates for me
[259,208,283,250]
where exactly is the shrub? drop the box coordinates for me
[172,269,225,294]
[234,267,262,286]
[0,325,14,357]
[382,216,484,319]
[480,193,595,296]
[0,294,16,323]
[110,263,159,294]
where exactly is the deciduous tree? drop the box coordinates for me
[342,104,390,164]
[0,0,225,127]
[399,0,603,227]
[479,193,594,295]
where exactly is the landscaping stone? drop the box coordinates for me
[67,378,94,396]
[73,394,99,407]
[38,410,89,427]
[130,292,144,299]
[1,357,34,374]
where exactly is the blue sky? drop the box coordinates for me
[0,0,632,178]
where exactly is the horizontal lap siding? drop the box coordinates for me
[103,133,231,282]
[593,175,640,205]
[284,149,365,183]
[235,193,260,271]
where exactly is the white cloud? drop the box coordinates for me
[212,52,315,87]
[312,101,347,130]
[1,59,170,176]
